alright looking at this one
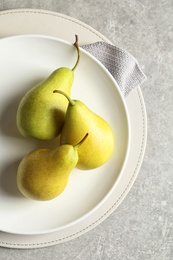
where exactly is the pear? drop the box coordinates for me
[54,90,114,170]
[17,133,88,200]
[16,35,80,140]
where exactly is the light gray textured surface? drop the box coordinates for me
[0,0,173,259]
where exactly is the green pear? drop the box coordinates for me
[16,35,80,141]
[17,133,88,200]
[54,90,114,170]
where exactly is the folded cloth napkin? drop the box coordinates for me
[82,42,146,97]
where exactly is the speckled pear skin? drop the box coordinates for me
[16,35,80,141]
[60,99,114,170]
[17,144,79,201]
[16,68,74,141]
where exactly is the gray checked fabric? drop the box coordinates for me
[82,42,147,97]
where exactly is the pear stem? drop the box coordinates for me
[74,133,89,149]
[53,90,75,106]
[72,35,80,71]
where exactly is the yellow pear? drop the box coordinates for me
[16,35,80,140]
[17,134,88,200]
[54,90,114,170]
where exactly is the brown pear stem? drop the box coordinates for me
[72,35,80,71]
[53,90,75,106]
[74,133,89,149]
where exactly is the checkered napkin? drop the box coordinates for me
[82,42,146,96]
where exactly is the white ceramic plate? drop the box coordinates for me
[0,34,130,235]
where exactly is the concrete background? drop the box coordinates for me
[0,0,173,259]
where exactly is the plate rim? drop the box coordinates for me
[0,8,147,248]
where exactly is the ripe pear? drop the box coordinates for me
[54,90,114,170]
[16,35,80,140]
[17,133,88,200]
